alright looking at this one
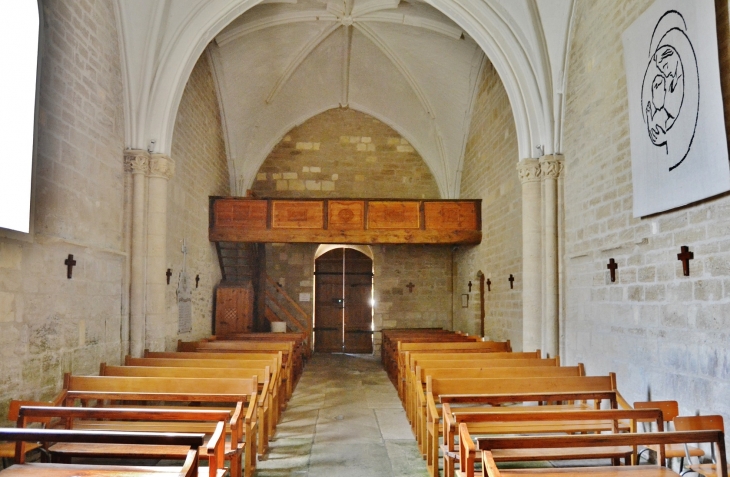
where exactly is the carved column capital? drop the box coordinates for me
[124,149,150,175]
[517,158,541,184]
[149,154,175,180]
[539,154,564,181]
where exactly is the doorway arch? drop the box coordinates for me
[313,246,374,353]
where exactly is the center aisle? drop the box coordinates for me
[255,353,429,476]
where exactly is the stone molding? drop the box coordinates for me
[517,158,541,183]
[124,149,150,175]
[149,154,175,179]
[539,154,564,181]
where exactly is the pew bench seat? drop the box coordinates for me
[461,428,728,477]
[456,468,681,477]
[0,427,219,477]
[445,408,664,477]
[1,462,227,477]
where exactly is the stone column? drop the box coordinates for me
[125,150,149,357]
[145,154,175,351]
[517,159,542,353]
[540,154,564,357]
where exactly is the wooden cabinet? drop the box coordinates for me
[215,284,254,335]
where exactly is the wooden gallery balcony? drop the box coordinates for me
[209,197,482,245]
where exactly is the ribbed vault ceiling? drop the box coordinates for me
[210,0,487,198]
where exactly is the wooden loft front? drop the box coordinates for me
[209,197,482,244]
[208,196,482,340]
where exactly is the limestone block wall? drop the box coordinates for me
[252,108,440,199]
[252,109,451,355]
[154,53,230,351]
[0,0,126,422]
[452,61,522,347]
[372,245,454,350]
[563,0,730,419]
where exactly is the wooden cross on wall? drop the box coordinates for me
[406,282,415,293]
[64,254,77,279]
[677,246,694,276]
[166,268,173,285]
[607,258,618,282]
[486,278,491,292]
[508,274,514,289]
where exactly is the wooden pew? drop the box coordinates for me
[61,373,258,477]
[195,336,308,375]
[381,328,480,383]
[15,406,227,477]
[399,350,539,403]
[405,356,559,424]
[460,426,728,477]
[128,355,282,426]
[380,327,451,366]
[405,357,560,425]
[382,330,478,382]
[409,366,584,455]
[395,343,514,399]
[0,427,210,477]
[178,340,298,377]
[211,332,311,360]
[101,363,272,455]
[447,408,664,477]
[172,344,297,399]
[144,350,292,406]
[425,374,622,477]
[0,399,60,467]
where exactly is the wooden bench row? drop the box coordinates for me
[381,331,724,477]
[2,332,308,477]
[461,426,727,477]
[0,426,219,477]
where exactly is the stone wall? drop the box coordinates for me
[562,0,730,419]
[372,244,454,351]
[253,109,452,355]
[252,108,440,199]
[452,61,522,347]
[0,0,126,423]
[155,52,230,351]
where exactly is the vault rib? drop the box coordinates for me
[215,11,339,46]
[265,23,342,104]
[356,11,462,39]
[353,22,436,119]
[340,25,353,107]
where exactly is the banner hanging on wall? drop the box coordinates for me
[623,0,730,217]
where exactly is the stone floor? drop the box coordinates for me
[255,353,429,477]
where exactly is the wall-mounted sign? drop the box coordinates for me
[623,0,730,217]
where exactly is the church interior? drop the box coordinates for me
[2,0,730,475]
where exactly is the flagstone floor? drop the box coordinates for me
[255,353,429,477]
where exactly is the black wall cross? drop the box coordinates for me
[166,268,172,285]
[64,254,77,279]
[508,274,514,289]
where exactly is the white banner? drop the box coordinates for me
[623,0,730,217]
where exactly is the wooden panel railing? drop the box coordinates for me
[209,197,481,244]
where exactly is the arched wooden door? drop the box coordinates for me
[314,248,373,353]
